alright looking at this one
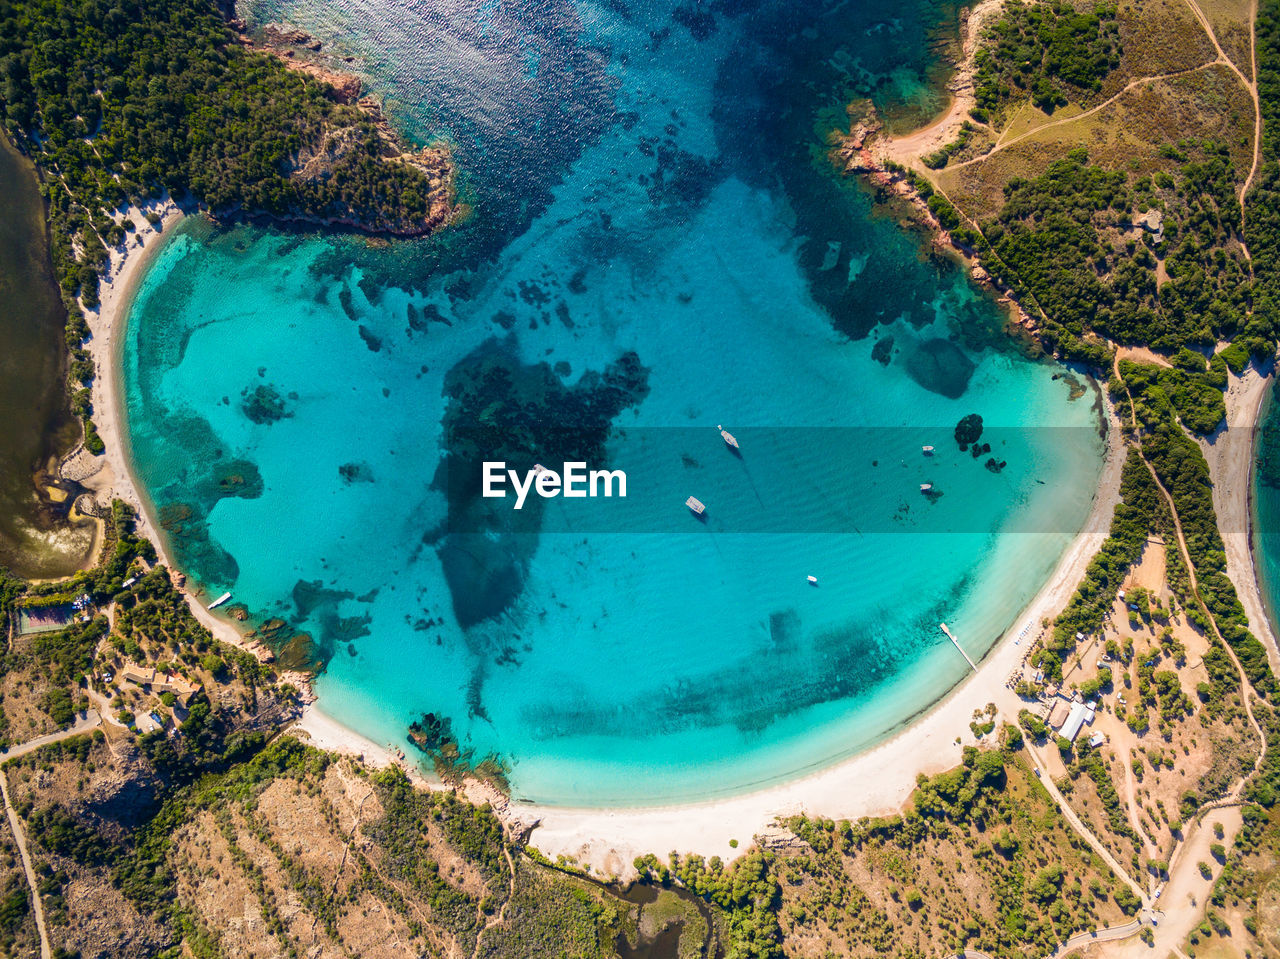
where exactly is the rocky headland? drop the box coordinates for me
[231,19,457,237]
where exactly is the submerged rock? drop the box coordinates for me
[241,384,292,424]
[871,336,894,365]
[954,412,983,450]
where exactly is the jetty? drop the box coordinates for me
[208,591,233,610]
[939,622,978,672]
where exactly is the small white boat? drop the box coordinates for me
[686,496,706,516]
[807,575,818,585]
[717,425,740,450]
[920,483,933,492]
[208,591,232,610]
[533,463,547,474]
[922,445,934,454]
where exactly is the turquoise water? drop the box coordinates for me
[122,0,1106,804]
[1253,381,1280,643]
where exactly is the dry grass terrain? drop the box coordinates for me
[773,753,1136,958]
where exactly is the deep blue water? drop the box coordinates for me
[121,0,1106,803]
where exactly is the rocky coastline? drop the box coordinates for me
[829,0,1046,346]
[229,19,457,238]
[834,112,1042,342]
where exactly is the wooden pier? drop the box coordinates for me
[939,623,978,672]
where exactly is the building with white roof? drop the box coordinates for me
[1061,701,1091,742]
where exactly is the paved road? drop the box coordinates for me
[949,918,1146,959]
[0,710,101,762]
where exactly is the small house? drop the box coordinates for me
[121,663,156,687]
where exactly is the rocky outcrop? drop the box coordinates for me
[239,23,363,103]
[288,62,362,103]
[834,108,1044,341]
[228,20,455,237]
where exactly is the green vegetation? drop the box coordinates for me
[983,144,1257,360]
[973,1,1122,116]
[1209,704,1280,939]
[1247,0,1280,318]
[633,848,779,959]
[753,746,1134,958]
[631,746,1137,959]
[29,737,622,958]
[1044,451,1164,678]
[1116,366,1279,699]
[923,121,979,170]
[0,0,450,452]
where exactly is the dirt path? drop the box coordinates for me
[315,770,375,943]
[1084,806,1250,959]
[0,771,51,959]
[930,0,1264,238]
[1156,806,1245,948]
[471,846,518,959]
[0,710,101,761]
[1133,449,1266,779]
[1047,918,1145,958]
[1106,362,1273,956]
[1115,346,1172,368]
[1179,0,1263,218]
[1025,742,1148,904]
[946,61,1224,171]
[875,0,1005,165]
[1198,365,1280,676]
[0,712,107,959]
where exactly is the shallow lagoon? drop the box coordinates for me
[123,0,1105,803]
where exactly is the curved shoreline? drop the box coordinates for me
[86,207,440,778]
[1249,377,1280,658]
[521,411,1125,875]
[1201,364,1280,676]
[77,0,1141,873]
[91,199,1127,876]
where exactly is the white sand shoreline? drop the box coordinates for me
[83,201,1132,881]
[1201,364,1280,674]
[82,207,427,778]
[525,407,1127,877]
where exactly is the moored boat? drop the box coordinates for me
[920,483,932,492]
[807,575,818,585]
[717,425,739,450]
[686,496,706,515]
[922,445,934,454]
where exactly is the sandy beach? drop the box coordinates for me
[80,202,423,778]
[1200,364,1280,673]
[78,192,1200,887]
[527,412,1128,878]
[873,0,1005,169]
[85,200,1134,877]
[80,202,181,557]
[82,203,1131,875]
